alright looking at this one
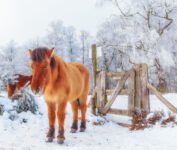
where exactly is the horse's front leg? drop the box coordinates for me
[70,100,79,133]
[46,101,56,142]
[57,102,67,144]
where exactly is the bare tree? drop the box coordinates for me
[80,30,91,65]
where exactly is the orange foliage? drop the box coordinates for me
[7,74,32,98]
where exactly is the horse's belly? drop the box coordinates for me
[43,94,58,103]
[68,84,84,102]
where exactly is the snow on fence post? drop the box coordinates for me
[96,69,106,114]
[90,44,97,115]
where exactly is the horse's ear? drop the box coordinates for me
[47,48,54,58]
[29,49,32,56]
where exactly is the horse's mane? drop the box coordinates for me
[31,47,56,68]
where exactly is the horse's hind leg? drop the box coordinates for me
[46,101,56,142]
[70,100,79,133]
[79,94,88,132]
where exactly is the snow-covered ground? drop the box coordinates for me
[0,92,177,150]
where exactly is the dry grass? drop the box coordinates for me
[130,113,148,130]
[161,113,175,125]
[130,111,177,130]
[147,111,164,125]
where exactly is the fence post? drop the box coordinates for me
[134,64,150,115]
[91,44,97,115]
[97,69,106,114]
[128,69,135,116]
[134,64,142,114]
[140,63,150,114]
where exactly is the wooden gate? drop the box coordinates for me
[96,64,150,116]
[90,44,177,116]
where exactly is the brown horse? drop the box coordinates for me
[29,47,89,144]
[8,74,32,98]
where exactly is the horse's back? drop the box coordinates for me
[68,62,89,84]
[67,62,89,98]
[68,62,89,75]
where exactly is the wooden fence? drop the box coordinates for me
[95,64,150,116]
[90,44,177,116]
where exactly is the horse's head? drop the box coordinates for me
[29,47,55,96]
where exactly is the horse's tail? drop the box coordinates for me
[76,98,80,107]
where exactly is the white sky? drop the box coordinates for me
[0,0,117,45]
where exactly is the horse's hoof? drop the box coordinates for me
[70,128,77,133]
[57,139,64,144]
[80,128,86,132]
[46,137,54,143]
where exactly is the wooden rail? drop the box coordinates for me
[106,72,125,78]
[106,89,129,95]
[147,83,177,114]
[108,108,129,116]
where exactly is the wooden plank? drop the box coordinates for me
[91,44,97,115]
[108,108,129,116]
[100,70,106,108]
[112,76,122,80]
[117,122,132,128]
[128,69,135,116]
[92,44,97,88]
[106,89,129,95]
[97,70,106,113]
[134,64,142,113]
[96,71,101,108]
[89,87,97,107]
[140,64,150,114]
[100,69,132,114]
[90,87,97,113]
[106,72,125,78]
[147,83,177,114]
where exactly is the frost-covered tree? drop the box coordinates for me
[0,41,18,90]
[44,20,66,57]
[0,40,32,90]
[79,30,94,89]
[64,26,81,62]
[44,20,82,62]
[0,40,17,73]
[97,0,177,92]
[80,30,92,65]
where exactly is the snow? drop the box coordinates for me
[1,93,177,150]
